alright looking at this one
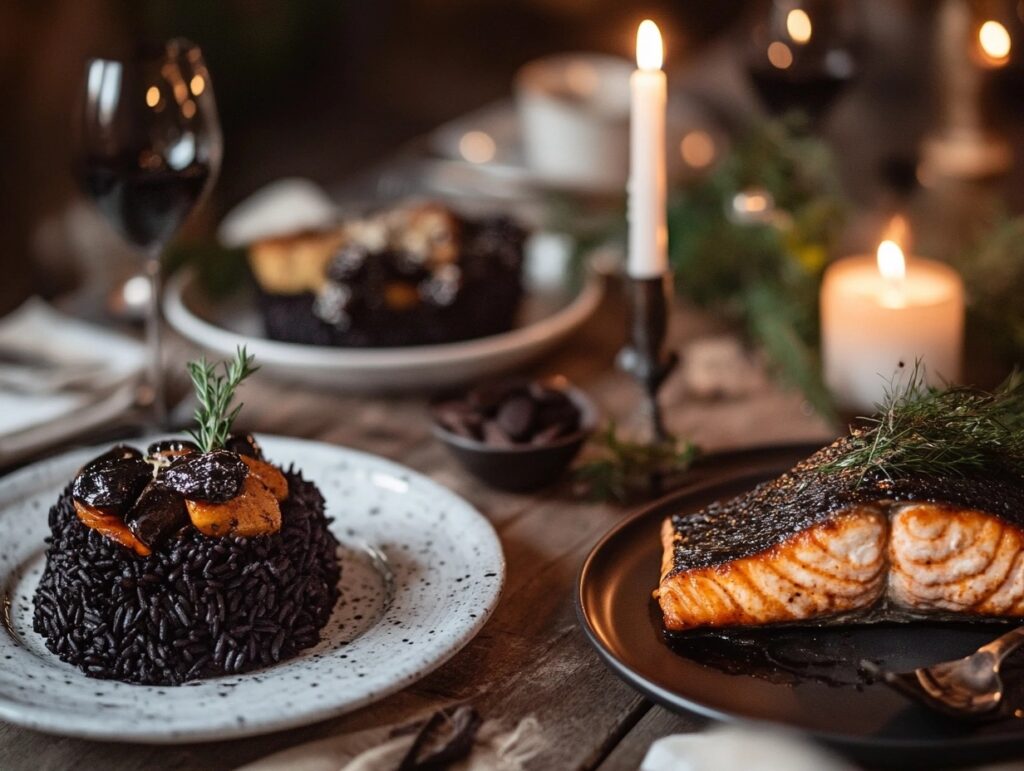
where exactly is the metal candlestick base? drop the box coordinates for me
[617,274,679,443]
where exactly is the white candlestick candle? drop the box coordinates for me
[821,241,965,412]
[627,20,668,279]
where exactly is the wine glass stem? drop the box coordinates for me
[144,251,167,430]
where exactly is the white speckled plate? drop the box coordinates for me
[0,435,504,743]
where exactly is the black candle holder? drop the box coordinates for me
[617,274,678,443]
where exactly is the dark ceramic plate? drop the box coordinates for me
[577,443,1024,768]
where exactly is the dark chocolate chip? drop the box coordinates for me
[532,421,574,445]
[536,401,580,434]
[482,420,515,447]
[496,395,536,442]
[435,401,484,440]
[467,379,528,414]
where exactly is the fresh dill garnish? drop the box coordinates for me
[574,422,701,503]
[186,347,259,453]
[822,361,1024,485]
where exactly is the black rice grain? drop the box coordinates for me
[32,470,341,686]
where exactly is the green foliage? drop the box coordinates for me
[540,116,849,420]
[187,347,259,453]
[949,214,1024,363]
[744,284,836,422]
[667,115,845,422]
[823,362,1024,484]
[164,241,249,300]
[574,423,701,503]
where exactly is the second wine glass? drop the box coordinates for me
[744,0,861,124]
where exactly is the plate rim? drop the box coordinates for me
[0,434,505,743]
[164,267,604,370]
[575,443,1024,760]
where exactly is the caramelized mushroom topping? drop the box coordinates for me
[224,433,264,460]
[125,483,189,548]
[72,454,153,513]
[160,450,248,502]
[145,439,200,468]
[70,439,287,550]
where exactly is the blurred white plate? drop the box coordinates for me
[0,299,145,466]
[164,268,602,391]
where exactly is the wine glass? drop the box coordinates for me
[75,39,222,427]
[743,0,862,124]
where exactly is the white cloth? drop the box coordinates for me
[0,298,145,464]
[640,726,1024,771]
[236,714,545,771]
[640,726,854,771]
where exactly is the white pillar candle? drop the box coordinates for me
[820,242,965,412]
[627,20,668,279]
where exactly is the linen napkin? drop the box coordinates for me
[640,726,854,771]
[237,707,545,771]
[0,298,145,465]
[640,725,1024,771]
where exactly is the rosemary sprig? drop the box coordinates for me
[186,347,259,453]
[574,423,701,504]
[823,362,1024,485]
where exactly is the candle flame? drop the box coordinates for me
[883,214,910,249]
[877,240,906,281]
[979,20,1012,66]
[636,20,663,71]
[877,239,907,308]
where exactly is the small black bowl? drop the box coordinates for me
[430,376,598,493]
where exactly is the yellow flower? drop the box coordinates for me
[792,243,826,273]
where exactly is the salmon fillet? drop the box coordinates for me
[656,440,1024,632]
[889,504,1024,616]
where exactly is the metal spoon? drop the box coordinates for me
[866,626,1024,718]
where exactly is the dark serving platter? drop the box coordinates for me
[576,443,1024,768]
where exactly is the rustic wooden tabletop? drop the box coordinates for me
[0,285,834,770]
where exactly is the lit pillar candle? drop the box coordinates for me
[627,20,668,279]
[820,239,965,412]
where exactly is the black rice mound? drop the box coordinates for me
[32,469,340,686]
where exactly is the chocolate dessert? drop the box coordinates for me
[247,202,527,347]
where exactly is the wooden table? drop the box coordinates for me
[0,285,833,770]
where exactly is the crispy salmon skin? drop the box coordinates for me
[656,439,1024,632]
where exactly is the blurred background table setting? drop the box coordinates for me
[4,1,1024,769]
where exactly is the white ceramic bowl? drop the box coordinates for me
[514,53,633,192]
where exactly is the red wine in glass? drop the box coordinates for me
[76,39,221,426]
[748,66,855,119]
[743,0,860,124]
[82,160,211,251]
